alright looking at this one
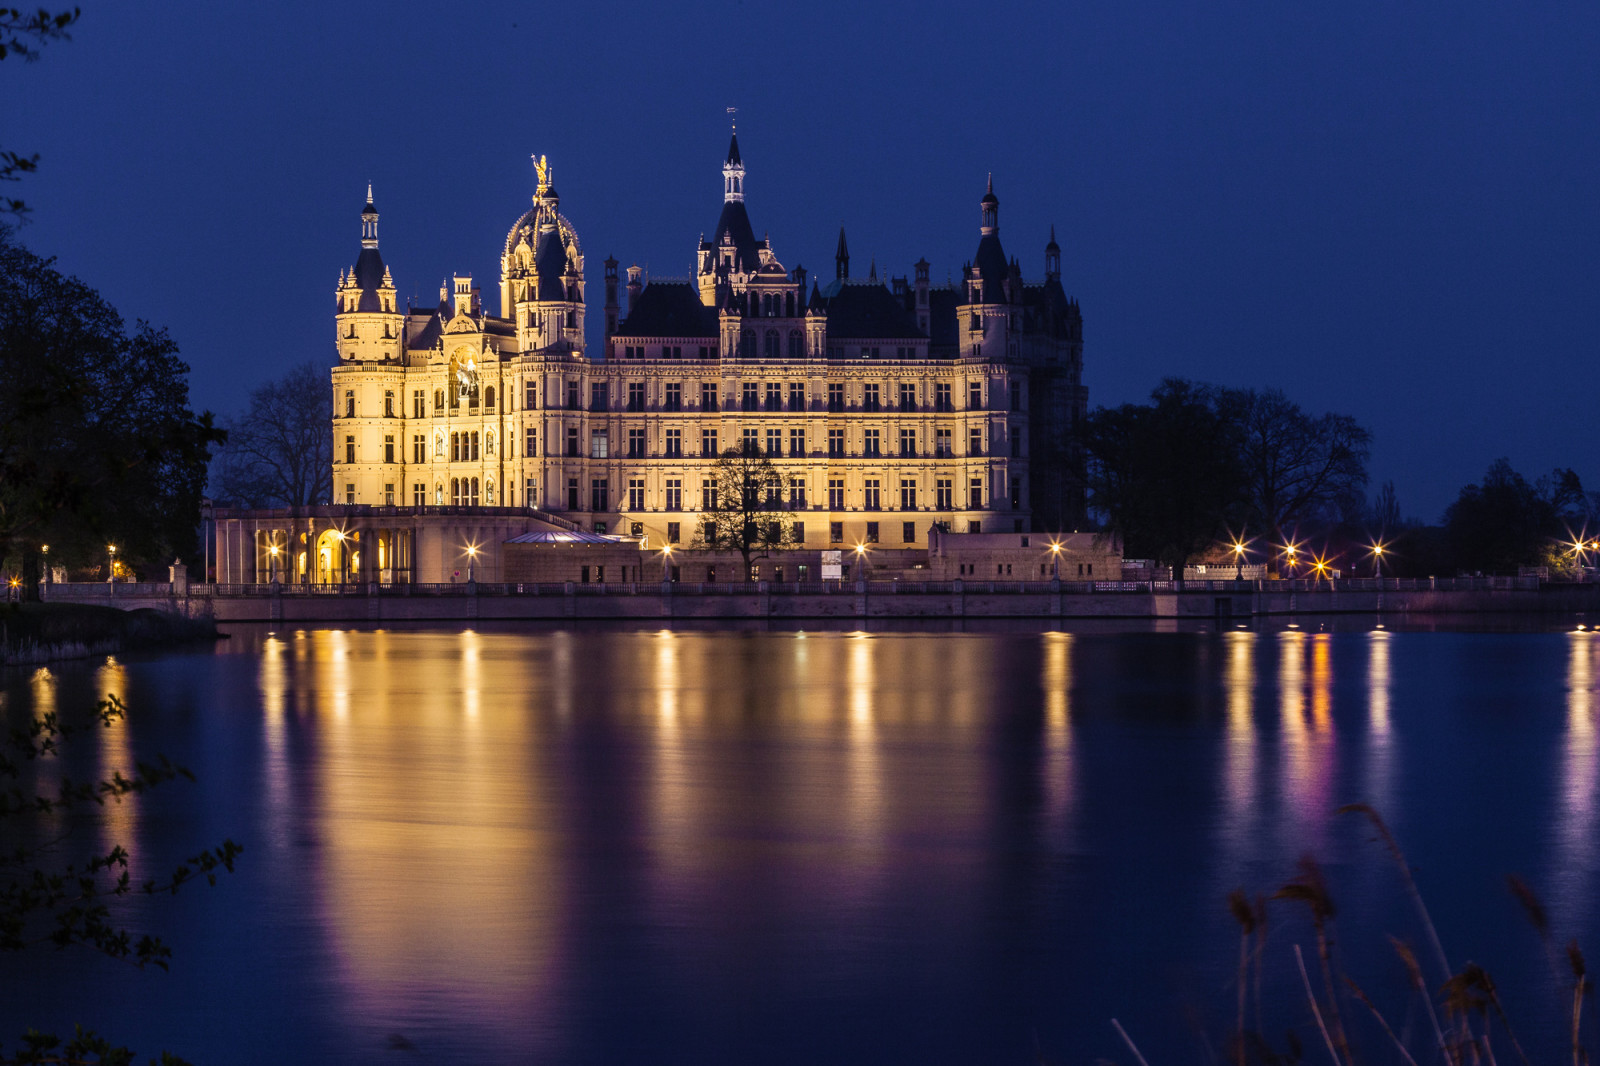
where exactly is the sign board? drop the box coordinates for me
[820,550,843,581]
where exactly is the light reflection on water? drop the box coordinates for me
[0,625,1594,1064]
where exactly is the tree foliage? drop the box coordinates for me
[1443,458,1584,574]
[0,693,240,1064]
[0,235,223,586]
[209,361,330,508]
[1218,385,1371,538]
[0,6,80,221]
[691,444,799,581]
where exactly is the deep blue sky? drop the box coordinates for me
[5,1,1596,520]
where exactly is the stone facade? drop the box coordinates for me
[327,135,1086,561]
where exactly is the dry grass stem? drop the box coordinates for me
[1344,975,1421,1066]
[1295,943,1342,1066]
[1110,1018,1152,1066]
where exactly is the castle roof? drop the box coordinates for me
[709,199,763,273]
[614,281,719,338]
[814,279,925,341]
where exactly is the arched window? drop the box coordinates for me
[434,389,443,410]
[785,292,795,316]
[451,478,460,506]
[788,330,803,358]
[471,478,480,506]
[471,432,480,460]
[485,431,495,456]
[741,329,756,358]
[450,432,459,461]
[762,293,772,315]
[485,386,495,408]
[764,330,779,358]
[485,480,495,505]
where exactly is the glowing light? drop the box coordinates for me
[269,545,280,556]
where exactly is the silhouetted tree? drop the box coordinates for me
[1217,386,1371,539]
[1442,458,1581,574]
[211,362,331,507]
[692,443,799,581]
[0,235,223,590]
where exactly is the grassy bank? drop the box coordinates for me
[0,602,220,666]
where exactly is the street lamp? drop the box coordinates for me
[1231,540,1248,580]
[660,543,674,583]
[268,543,280,583]
[1049,540,1062,579]
[465,544,478,582]
[40,544,48,587]
[1282,543,1297,580]
[1370,541,1385,579]
[854,542,868,583]
[331,530,346,584]
[107,544,116,591]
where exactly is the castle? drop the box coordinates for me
[212,134,1088,585]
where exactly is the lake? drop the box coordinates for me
[1,620,1595,1063]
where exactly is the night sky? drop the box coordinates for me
[5,1,1596,520]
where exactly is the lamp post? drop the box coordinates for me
[1232,541,1247,581]
[1370,542,1385,580]
[1049,541,1062,579]
[661,543,673,583]
[854,543,868,583]
[268,543,280,584]
[332,530,346,585]
[466,544,478,583]
[1283,544,1297,581]
[40,544,48,588]
[107,544,116,594]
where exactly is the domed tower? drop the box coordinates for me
[501,155,586,354]
[334,185,403,363]
[959,175,1014,362]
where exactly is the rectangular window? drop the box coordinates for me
[628,478,645,510]
[383,390,393,417]
[741,382,758,411]
[969,426,983,456]
[667,521,681,544]
[566,427,579,457]
[701,478,717,511]
[628,428,645,458]
[935,382,951,412]
[969,381,983,410]
[788,477,806,508]
[413,434,426,463]
[470,432,480,460]
[742,427,759,454]
[789,428,805,456]
[591,430,609,458]
[863,429,880,457]
[665,478,682,510]
[900,428,916,456]
[628,382,646,412]
[827,428,844,457]
[591,479,609,512]
[344,435,355,464]
[828,478,845,510]
[567,477,580,510]
[413,483,426,506]
[863,479,880,510]
[969,477,983,509]
[937,478,953,510]
[766,428,781,456]
[702,429,718,456]
[1009,380,1021,411]
[665,383,682,411]
[344,390,354,417]
[384,435,394,463]
[900,478,916,510]
[936,428,952,457]
[865,521,879,543]
[450,433,459,462]
[525,429,537,457]
[566,380,580,410]
[591,383,608,412]
[665,429,682,457]
[701,382,718,410]
[900,382,916,410]
[830,521,843,543]
[344,483,355,504]
[526,477,537,508]
[765,382,782,411]
[525,379,537,409]
[792,522,804,544]
[788,382,805,411]
[1011,475,1022,510]
[968,520,982,534]
[863,383,880,412]
[827,383,845,412]
[413,390,425,418]
[903,521,916,543]
[1011,429,1022,458]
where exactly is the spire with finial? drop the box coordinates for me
[868,257,877,282]
[980,175,999,236]
[835,225,849,280]
[1045,223,1061,281]
[360,183,379,248]
[722,108,744,203]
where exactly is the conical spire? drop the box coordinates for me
[835,225,849,280]
[1046,223,1059,252]
[360,183,379,248]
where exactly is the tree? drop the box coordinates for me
[0,235,224,592]
[691,444,799,581]
[1369,479,1402,534]
[0,692,239,1064]
[1083,379,1248,570]
[1442,458,1580,574]
[1217,386,1371,539]
[210,362,331,508]
[1,7,80,221]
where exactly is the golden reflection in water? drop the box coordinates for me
[1278,631,1335,833]
[1221,631,1256,854]
[300,630,559,1022]
[846,634,882,844]
[29,667,59,807]
[1557,631,1598,936]
[1040,632,1074,846]
[1363,630,1395,816]
[259,634,291,850]
[94,656,134,854]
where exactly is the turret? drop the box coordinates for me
[981,175,999,236]
[334,185,403,363]
[722,130,745,203]
[603,255,619,339]
[914,257,930,334]
[1045,224,1061,282]
[626,265,643,315]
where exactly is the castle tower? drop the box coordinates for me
[1045,225,1061,282]
[503,155,585,353]
[603,255,619,339]
[334,184,402,363]
[722,130,744,203]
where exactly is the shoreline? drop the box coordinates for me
[0,603,222,667]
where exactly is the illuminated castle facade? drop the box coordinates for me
[327,136,1086,556]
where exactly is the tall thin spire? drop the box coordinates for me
[722,115,745,203]
[360,184,379,248]
[835,225,849,280]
